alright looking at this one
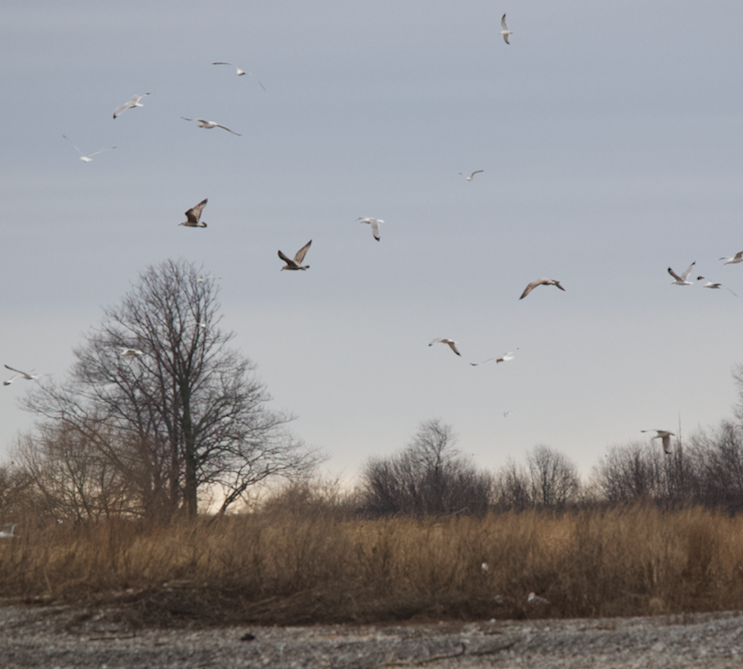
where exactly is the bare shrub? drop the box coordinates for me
[357,419,493,517]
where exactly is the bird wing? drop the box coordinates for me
[447,341,462,356]
[502,33,510,44]
[212,61,235,67]
[736,251,743,261]
[293,240,312,264]
[519,280,541,300]
[4,364,29,376]
[470,170,484,178]
[501,14,508,30]
[661,435,672,454]
[113,101,132,118]
[278,250,296,266]
[181,117,197,123]
[370,219,380,241]
[215,124,241,136]
[62,135,83,155]
[680,261,696,281]
[667,267,684,282]
[554,280,566,291]
[88,147,116,157]
[185,199,208,224]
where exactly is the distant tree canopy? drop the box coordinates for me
[18,258,320,521]
[358,419,493,517]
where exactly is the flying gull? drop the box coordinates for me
[668,261,695,286]
[470,351,516,366]
[721,251,743,265]
[641,429,675,455]
[279,240,312,270]
[3,365,39,381]
[697,276,737,296]
[62,136,116,163]
[460,170,484,181]
[113,93,150,119]
[119,348,144,357]
[211,62,266,90]
[181,117,241,135]
[357,217,383,241]
[429,338,461,357]
[519,278,565,300]
[500,14,513,44]
[179,199,208,228]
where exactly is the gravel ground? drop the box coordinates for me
[1,604,742,668]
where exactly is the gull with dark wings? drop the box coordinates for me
[279,240,312,270]
[429,338,462,357]
[460,170,483,181]
[519,278,565,300]
[179,199,208,228]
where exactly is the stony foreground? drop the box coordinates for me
[1,605,741,668]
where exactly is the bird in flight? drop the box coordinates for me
[212,61,247,76]
[113,93,150,119]
[4,364,39,381]
[500,14,513,44]
[720,251,743,265]
[179,199,208,228]
[429,338,462,357]
[519,278,566,300]
[697,276,737,296]
[668,261,695,286]
[460,170,484,181]
[357,217,383,242]
[62,136,116,163]
[119,348,144,357]
[211,62,266,90]
[181,117,241,135]
[470,351,516,366]
[641,429,675,455]
[279,240,312,270]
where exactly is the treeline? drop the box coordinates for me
[4,416,743,525]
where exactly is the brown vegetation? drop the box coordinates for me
[1,503,742,628]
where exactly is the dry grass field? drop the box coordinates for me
[1,504,742,628]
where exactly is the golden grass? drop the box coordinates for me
[1,504,743,627]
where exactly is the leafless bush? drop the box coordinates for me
[358,419,493,517]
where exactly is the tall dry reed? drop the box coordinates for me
[0,504,742,626]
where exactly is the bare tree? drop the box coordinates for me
[492,460,532,511]
[525,444,582,509]
[23,258,320,520]
[359,419,492,517]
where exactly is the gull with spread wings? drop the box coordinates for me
[179,199,208,228]
[279,240,312,270]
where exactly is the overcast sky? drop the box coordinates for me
[3,1,743,482]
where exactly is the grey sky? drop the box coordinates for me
[2,1,743,480]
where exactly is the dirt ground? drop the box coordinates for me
[1,604,741,668]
